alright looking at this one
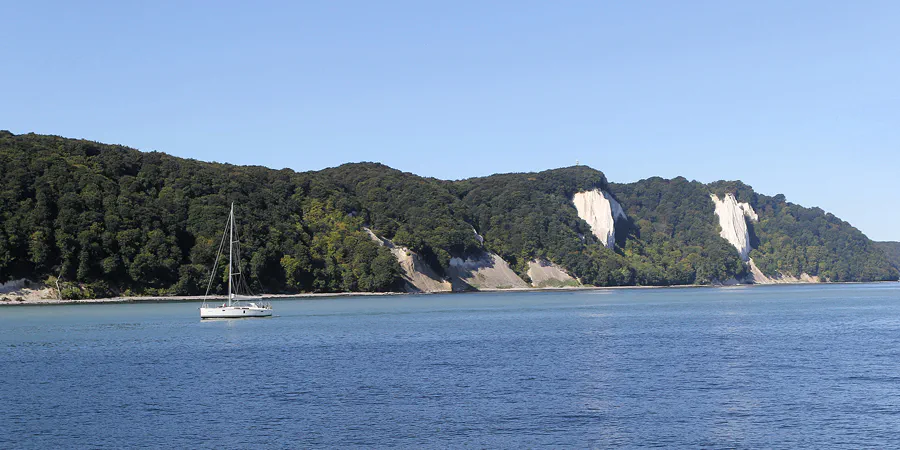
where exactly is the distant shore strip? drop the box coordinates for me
[3,282,893,306]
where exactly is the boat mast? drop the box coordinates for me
[228,202,234,307]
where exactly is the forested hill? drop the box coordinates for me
[875,242,900,272]
[0,131,896,298]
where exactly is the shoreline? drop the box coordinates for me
[2,281,895,307]
[0,291,405,307]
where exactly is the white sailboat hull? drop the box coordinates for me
[200,203,274,319]
[200,305,272,319]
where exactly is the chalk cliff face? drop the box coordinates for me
[572,189,627,248]
[710,193,758,261]
[709,194,818,284]
[747,259,819,284]
[365,228,528,291]
[472,227,484,245]
[5,131,897,299]
[0,279,54,302]
[526,259,579,288]
[0,279,27,293]
[364,229,451,292]
[447,253,529,290]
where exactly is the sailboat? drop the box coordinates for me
[200,202,272,319]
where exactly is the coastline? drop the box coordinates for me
[0,291,404,307]
[2,280,894,307]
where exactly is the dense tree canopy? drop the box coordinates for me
[707,181,897,282]
[1,131,895,298]
[312,163,482,273]
[874,242,900,272]
[0,132,402,297]
[455,166,633,286]
[612,177,748,285]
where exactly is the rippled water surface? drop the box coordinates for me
[3,284,900,448]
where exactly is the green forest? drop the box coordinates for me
[610,177,748,285]
[0,132,896,298]
[706,181,897,282]
[875,242,900,272]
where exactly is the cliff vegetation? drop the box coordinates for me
[1,131,895,298]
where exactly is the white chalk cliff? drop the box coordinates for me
[364,228,451,292]
[0,279,27,294]
[472,227,484,245]
[747,259,819,284]
[527,259,579,287]
[572,190,627,249]
[0,278,55,302]
[710,193,758,262]
[447,252,529,290]
[365,228,529,291]
[708,196,819,284]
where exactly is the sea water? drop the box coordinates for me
[2,284,900,448]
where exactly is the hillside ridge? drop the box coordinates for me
[1,132,895,299]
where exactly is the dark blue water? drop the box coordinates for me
[2,284,900,448]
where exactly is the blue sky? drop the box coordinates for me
[3,1,898,240]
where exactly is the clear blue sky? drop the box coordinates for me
[3,1,898,240]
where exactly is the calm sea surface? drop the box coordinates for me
[2,284,900,448]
